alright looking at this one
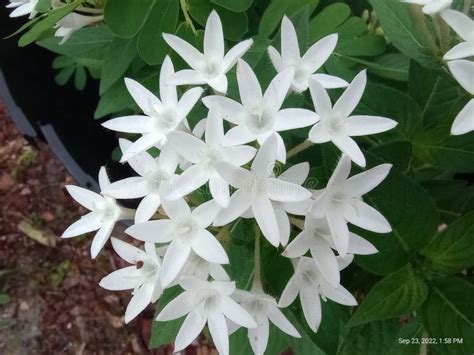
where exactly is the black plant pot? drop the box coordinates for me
[0,6,123,192]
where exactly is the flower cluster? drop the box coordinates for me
[62,12,396,355]
[6,0,103,43]
[400,0,474,135]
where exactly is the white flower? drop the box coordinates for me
[179,252,230,282]
[167,107,257,207]
[268,16,348,93]
[283,216,378,287]
[231,290,300,355]
[278,256,357,332]
[310,155,392,256]
[214,135,312,246]
[101,139,179,223]
[6,0,38,18]
[308,71,398,167]
[54,13,103,44]
[163,10,253,94]
[204,60,319,163]
[441,9,474,60]
[240,162,311,246]
[156,277,257,355]
[62,167,131,258]
[99,238,162,323]
[400,0,452,15]
[448,60,474,135]
[126,198,227,287]
[102,56,203,162]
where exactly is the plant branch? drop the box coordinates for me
[252,225,263,292]
[287,140,313,159]
[180,0,197,34]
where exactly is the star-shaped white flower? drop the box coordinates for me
[448,60,474,135]
[214,135,312,246]
[101,139,179,223]
[6,0,38,18]
[178,252,230,282]
[240,162,310,246]
[156,277,257,355]
[231,289,300,355]
[441,9,474,60]
[401,0,452,15]
[268,16,348,93]
[62,167,132,258]
[309,155,392,256]
[203,60,319,163]
[163,10,253,94]
[167,107,257,207]
[102,56,203,162]
[54,13,103,44]
[283,216,378,287]
[308,71,398,167]
[279,256,357,332]
[126,198,227,287]
[99,238,162,323]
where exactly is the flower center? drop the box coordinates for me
[203,58,222,79]
[200,145,224,172]
[174,218,199,241]
[147,169,171,191]
[300,269,318,287]
[94,199,119,221]
[242,175,267,198]
[324,116,344,135]
[246,106,275,134]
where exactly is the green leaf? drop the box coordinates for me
[369,0,439,68]
[338,317,424,355]
[100,36,137,94]
[52,55,75,69]
[104,0,156,38]
[369,141,412,173]
[422,277,474,354]
[211,0,253,12]
[337,35,386,57]
[354,154,439,275]
[149,286,184,348]
[35,0,51,13]
[348,266,428,327]
[37,26,114,60]
[0,294,11,305]
[308,3,350,42]
[74,65,87,90]
[188,0,249,41]
[19,1,80,47]
[259,0,319,37]
[55,66,75,86]
[368,53,410,81]
[137,0,179,65]
[422,212,474,275]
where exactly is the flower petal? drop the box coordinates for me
[237,59,263,108]
[167,165,210,200]
[221,297,257,328]
[91,221,114,258]
[208,314,229,355]
[224,125,256,146]
[281,16,300,62]
[209,176,230,208]
[263,67,295,110]
[332,135,366,167]
[174,311,207,352]
[125,282,155,323]
[274,109,319,131]
[177,87,204,121]
[422,0,452,14]
[202,96,245,125]
[156,291,194,321]
[214,161,253,189]
[124,78,162,115]
[267,306,300,337]
[126,219,174,243]
[120,133,165,162]
[268,46,285,72]
[163,33,205,70]
[279,162,309,185]
[119,139,159,178]
[309,239,340,287]
[192,230,229,264]
[160,56,178,105]
[451,99,474,135]
[223,146,257,166]
[440,9,474,41]
[319,282,357,306]
[265,178,311,202]
[205,106,225,145]
[102,115,153,134]
[309,78,333,118]
[327,212,349,257]
[346,201,392,233]
[275,203,291,246]
[169,69,206,86]
[278,276,300,307]
[348,233,378,255]
[344,115,397,137]
[344,163,392,196]
[303,33,338,73]
[208,74,228,94]
[222,39,254,73]
[192,199,220,228]
[99,266,143,291]
[214,189,253,226]
[448,60,474,95]
[204,10,224,59]
[102,177,151,199]
[252,197,280,247]
[161,241,192,287]
[62,212,101,238]
[168,131,206,163]
[311,73,349,89]
[333,70,366,119]
[248,316,270,355]
[300,288,322,332]
[65,185,103,211]
[111,237,147,263]
[162,197,192,219]
[136,193,161,223]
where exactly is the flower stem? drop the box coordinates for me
[252,225,263,293]
[463,0,472,14]
[180,0,197,34]
[287,140,313,159]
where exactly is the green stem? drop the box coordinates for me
[463,0,472,14]
[287,140,313,159]
[409,6,438,53]
[180,0,197,34]
[252,225,263,293]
